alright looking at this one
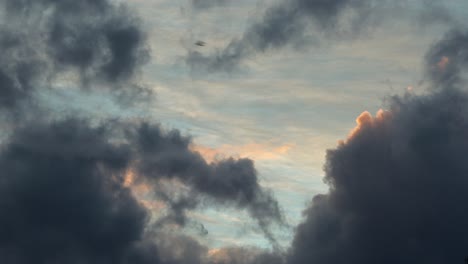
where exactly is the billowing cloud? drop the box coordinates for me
[0,0,149,110]
[0,117,285,263]
[129,123,285,244]
[288,88,468,264]
[0,119,155,264]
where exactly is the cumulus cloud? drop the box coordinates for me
[129,123,285,243]
[288,30,468,264]
[0,0,149,110]
[0,117,285,263]
[287,88,468,263]
[281,22,468,263]
[0,119,153,264]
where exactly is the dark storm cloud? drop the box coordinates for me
[155,233,208,264]
[0,0,149,110]
[4,0,149,83]
[0,28,45,110]
[0,118,284,263]
[130,123,284,238]
[287,88,468,264]
[0,118,157,264]
[425,29,468,88]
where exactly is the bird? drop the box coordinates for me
[195,40,206,47]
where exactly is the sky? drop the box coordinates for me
[2,0,468,264]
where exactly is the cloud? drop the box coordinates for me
[0,116,286,263]
[207,247,284,264]
[344,109,391,142]
[191,143,293,162]
[192,0,229,10]
[186,6,468,264]
[0,118,155,264]
[6,0,468,263]
[0,0,286,261]
[129,123,285,244]
[185,0,386,73]
[0,0,150,111]
[418,0,460,27]
[186,0,457,73]
[286,85,468,263]
[425,29,468,88]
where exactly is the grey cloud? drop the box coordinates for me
[155,233,208,264]
[0,117,284,263]
[186,0,383,73]
[0,28,45,110]
[192,0,229,10]
[154,233,284,264]
[0,118,156,264]
[0,0,150,110]
[425,29,468,88]
[207,247,284,264]
[187,0,458,73]
[130,123,285,242]
[288,88,468,264]
[284,25,468,264]
[419,0,460,26]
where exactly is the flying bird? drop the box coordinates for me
[195,40,206,46]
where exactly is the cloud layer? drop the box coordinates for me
[3,0,468,264]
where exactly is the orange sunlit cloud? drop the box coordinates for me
[191,142,294,162]
[207,248,258,264]
[124,170,151,194]
[124,170,167,211]
[437,56,450,71]
[140,199,166,211]
[341,109,391,144]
